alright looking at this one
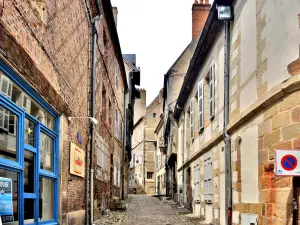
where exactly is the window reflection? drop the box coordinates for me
[39,178,53,221]
[24,198,34,224]
[0,169,18,224]
[0,106,18,162]
[0,71,54,130]
[24,119,35,147]
[40,133,53,172]
[24,151,34,193]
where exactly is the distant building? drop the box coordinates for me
[161,0,210,204]
[130,90,163,194]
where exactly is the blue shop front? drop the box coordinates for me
[0,60,59,225]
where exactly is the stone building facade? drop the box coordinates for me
[162,0,210,203]
[0,0,129,224]
[172,0,300,224]
[130,90,163,194]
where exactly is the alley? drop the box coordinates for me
[122,195,188,225]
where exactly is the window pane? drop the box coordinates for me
[24,198,34,224]
[39,178,54,221]
[1,71,55,130]
[40,133,53,172]
[24,151,35,193]
[0,169,18,224]
[0,106,18,162]
[24,119,35,147]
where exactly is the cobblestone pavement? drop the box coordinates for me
[121,195,190,225]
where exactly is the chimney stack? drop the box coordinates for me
[192,0,211,39]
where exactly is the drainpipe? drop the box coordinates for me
[122,89,128,200]
[89,19,97,225]
[143,119,146,193]
[181,112,185,206]
[224,20,232,225]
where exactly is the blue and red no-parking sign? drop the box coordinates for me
[281,155,298,171]
[275,150,300,176]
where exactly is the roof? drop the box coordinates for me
[173,0,231,120]
[123,58,139,72]
[133,116,144,129]
[97,0,128,90]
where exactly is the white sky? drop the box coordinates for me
[111,0,213,105]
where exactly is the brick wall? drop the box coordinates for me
[0,0,125,223]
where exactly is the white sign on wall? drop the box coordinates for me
[275,150,300,176]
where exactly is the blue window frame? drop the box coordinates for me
[0,60,60,225]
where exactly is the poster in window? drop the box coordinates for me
[70,142,85,178]
[0,177,13,223]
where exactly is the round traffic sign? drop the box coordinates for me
[281,154,298,171]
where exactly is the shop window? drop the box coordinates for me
[0,107,18,162]
[24,118,35,147]
[24,198,34,224]
[24,151,35,193]
[39,177,54,221]
[0,169,19,224]
[0,64,59,224]
[1,71,54,130]
[40,133,53,172]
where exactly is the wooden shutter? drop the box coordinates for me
[115,110,118,138]
[198,80,204,131]
[190,99,194,139]
[21,93,31,113]
[209,64,215,119]
[0,76,12,99]
[204,154,212,202]
[0,106,9,132]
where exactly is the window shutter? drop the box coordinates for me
[190,99,194,139]
[198,80,204,131]
[209,64,215,119]
[0,106,9,132]
[115,110,118,138]
[0,76,12,99]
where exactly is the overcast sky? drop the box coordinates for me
[111,0,212,105]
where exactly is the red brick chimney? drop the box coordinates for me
[192,0,211,39]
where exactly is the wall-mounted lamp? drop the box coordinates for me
[67,117,98,125]
[216,5,233,20]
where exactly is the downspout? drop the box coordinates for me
[122,89,128,200]
[83,0,92,224]
[181,112,185,206]
[143,119,146,193]
[224,20,232,225]
[89,19,97,225]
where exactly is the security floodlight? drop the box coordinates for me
[217,5,233,20]
[67,117,98,125]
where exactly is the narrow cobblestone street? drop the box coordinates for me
[121,195,189,225]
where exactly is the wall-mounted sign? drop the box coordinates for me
[0,177,13,223]
[275,150,300,176]
[70,142,85,178]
